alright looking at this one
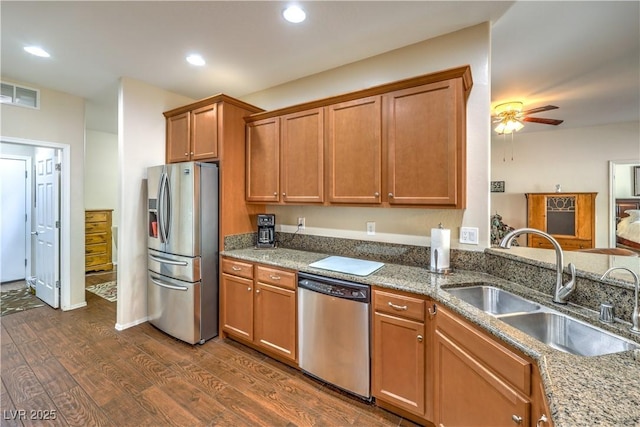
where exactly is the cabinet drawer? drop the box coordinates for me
[256,265,296,290]
[86,254,111,267]
[222,258,254,279]
[86,233,107,245]
[86,221,109,234]
[531,235,592,250]
[437,306,531,396]
[86,243,107,255]
[86,211,109,222]
[374,290,425,322]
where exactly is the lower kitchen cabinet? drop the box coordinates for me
[372,288,433,423]
[434,304,535,427]
[221,257,297,364]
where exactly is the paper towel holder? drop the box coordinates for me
[430,248,453,275]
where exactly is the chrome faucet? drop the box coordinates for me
[499,228,576,304]
[600,267,640,334]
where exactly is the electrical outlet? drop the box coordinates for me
[366,221,375,235]
[297,217,305,229]
[460,227,479,244]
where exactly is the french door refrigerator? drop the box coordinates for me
[146,161,218,344]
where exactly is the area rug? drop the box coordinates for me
[1,288,45,316]
[86,281,117,302]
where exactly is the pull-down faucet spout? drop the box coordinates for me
[499,228,576,304]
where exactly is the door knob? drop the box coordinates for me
[31,231,38,236]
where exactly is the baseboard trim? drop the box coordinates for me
[115,317,148,331]
[62,301,87,311]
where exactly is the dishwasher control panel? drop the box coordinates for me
[298,273,370,303]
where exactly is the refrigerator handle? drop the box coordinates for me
[158,172,169,243]
[150,275,188,291]
[162,172,171,242]
[149,254,188,266]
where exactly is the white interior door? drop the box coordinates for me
[1,157,28,282]
[34,147,60,308]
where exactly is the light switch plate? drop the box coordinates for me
[460,227,479,244]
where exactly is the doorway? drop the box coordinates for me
[609,159,640,248]
[0,137,71,310]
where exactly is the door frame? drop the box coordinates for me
[1,136,70,309]
[0,154,32,280]
[608,159,640,247]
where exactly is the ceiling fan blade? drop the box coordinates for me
[522,116,564,125]
[522,105,559,115]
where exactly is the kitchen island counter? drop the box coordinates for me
[222,247,640,427]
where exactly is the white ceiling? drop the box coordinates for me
[2,1,638,135]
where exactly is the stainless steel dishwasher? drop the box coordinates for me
[297,272,371,400]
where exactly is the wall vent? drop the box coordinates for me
[1,82,40,109]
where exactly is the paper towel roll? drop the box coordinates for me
[430,226,451,271]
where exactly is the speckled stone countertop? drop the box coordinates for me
[221,247,640,427]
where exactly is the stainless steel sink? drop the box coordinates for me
[446,285,541,315]
[500,312,640,357]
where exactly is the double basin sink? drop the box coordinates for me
[446,285,639,357]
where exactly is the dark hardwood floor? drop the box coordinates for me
[1,280,416,426]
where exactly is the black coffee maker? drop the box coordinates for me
[257,214,276,248]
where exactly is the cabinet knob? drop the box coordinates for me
[273,192,278,196]
[536,415,548,427]
[511,415,523,425]
[374,192,380,197]
[247,287,252,291]
[282,192,286,196]
[388,193,394,198]
[184,152,188,156]
[256,289,261,294]
[417,335,423,342]
[190,152,194,155]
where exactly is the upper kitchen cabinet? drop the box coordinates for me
[245,65,472,208]
[327,96,382,204]
[246,117,280,202]
[246,108,324,204]
[165,103,217,163]
[384,78,466,207]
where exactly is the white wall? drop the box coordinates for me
[491,121,640,247]
[85,130,119,262]
[116,77,194,329]
[0,80,86,310]
[241,23,492,249]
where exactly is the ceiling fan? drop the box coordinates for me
[493,101,564,134]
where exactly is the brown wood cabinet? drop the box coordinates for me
[246,108,324,204]
[85,209,113,272]
[327,96,382,204]
[434,304,533,427]
[165,103,218,163]
[384,79,466,207]
[221,257,297,363]
[245,65,472,208]
[372,288,432,422]
[526,192,597,250]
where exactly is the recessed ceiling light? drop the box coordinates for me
[24,46,50,58]
[186,54,205,66]
[283,5,306,23]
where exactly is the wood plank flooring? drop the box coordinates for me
[1,281,417,427]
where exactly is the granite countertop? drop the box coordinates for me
[222,247,640,427]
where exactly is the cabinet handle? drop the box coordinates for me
[428,304,438,318]
[269,275,281,280]
[417,335,423,342]
[374,192,380,197]
[273,192,278,196]
[388,301,407,311]
[231,266,242,271]
[190,152,194,155]
[256,289,261,294]
[184,152,188,156]
[388,193,394,197]
[282,192,286,196]
[247,287,252,291]
[511,415,523,425]
[536,415,548,427]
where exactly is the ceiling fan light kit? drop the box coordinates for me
[493,101,564,134]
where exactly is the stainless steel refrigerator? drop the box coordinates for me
[146,161,218,344]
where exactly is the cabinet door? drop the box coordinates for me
[166,112,191,164]
[254,282,297,362]
[191,103,218,161]
[280,108,324,203]
[384,79,464,207]
[327,97,382,204]
[372,312,425,417]
[246,117,280,202]
[220,273,254,341]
